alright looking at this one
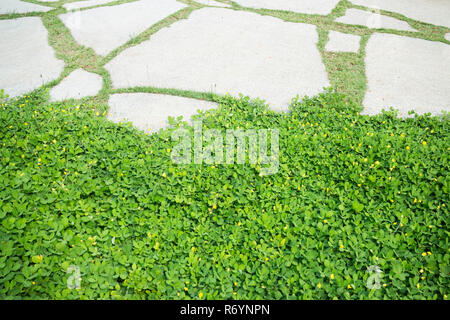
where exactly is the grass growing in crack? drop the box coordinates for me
[111,86,224,105]
[2,0,449,112]
[100,7,196,66]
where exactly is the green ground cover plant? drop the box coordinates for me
[0,89,448,299]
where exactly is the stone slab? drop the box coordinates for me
[233,0,340,15]
[362,33,450,117]
[105,8,330,111]
[336,8,416,32]
[0,0,52,14]
[350,0,450,28]
[325,31,361,52]
[0,17,64,97]
[194,0,231,7]
[63,0,115,11]
[108,93,218,132]
[59,0,187,56]
[49,69,103,101]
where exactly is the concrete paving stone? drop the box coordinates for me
[325,31,361,52]
[0,0,52,14]
[350,0,450,29]
[59,0,187,56]
[49,69,103,101]
[362,33,450,117]
[0,17,64,98]
[108,93,218,132]
[63,0,115,11]
[336,8,416,32]
[194,0,231,7]
[445,33,450,42]
[105,8,330,111]
[233,0,340,15]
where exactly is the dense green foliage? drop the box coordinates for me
[0,89,448,299]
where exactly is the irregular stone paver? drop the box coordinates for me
[233,0,340,15]
[105,8,330,111]
[108,93,218,132]
[0,0,52,14]
[49,69,103,101]
[325,31,361,53]
[0,17,64,98]
[350,0,450,29]
[63,0,115,11]
[59,0,186,56]
[336,8,416,32]
[194,0,231,7]
[362,33,450,117]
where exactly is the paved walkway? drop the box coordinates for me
[0,0,449,131]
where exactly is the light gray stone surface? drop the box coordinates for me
[105,8,330,111]
[362,33,450,117]
[49,69,103,101]
[63,0,115,11]
[233,0,340,15]
[59,0,186,56]
[108,93,218,132]
[336,8,416,32]
[325,31,361,52]
[194,0,231,7]
[350,0,450,28]
[0,17,64,97]
[0,0,52,14]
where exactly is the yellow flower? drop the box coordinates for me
[323,219,328,224]
[317,283,322,289]
[406,146,410,150]
[421,252,427,256]
[330,274,335,280]
[339,244,344,249]
[416,283,420,289]
[419,269,424,273]
[199,292,203,299]
[422,141,427,146]
[162,172,166,178]
[213,204,217,210]
[347,284,352,289]
[427,251,432,255]
[184,287,188,291]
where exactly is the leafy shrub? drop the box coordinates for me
[0,89,448,299]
